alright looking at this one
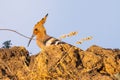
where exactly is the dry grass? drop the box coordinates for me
[59,31,78,40]
[76,36,93,44]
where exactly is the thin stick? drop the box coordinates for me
[0,28,35,40]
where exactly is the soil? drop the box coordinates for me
[0,45,120,80]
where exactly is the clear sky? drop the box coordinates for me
[0,0,120,54]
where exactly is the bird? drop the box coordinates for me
[27,14,67,49]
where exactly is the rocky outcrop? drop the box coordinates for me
[0,45,120,80]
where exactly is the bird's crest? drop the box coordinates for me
[35,13,48,27]
[27,14,48,47]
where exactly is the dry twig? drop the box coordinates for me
[0,28,35,40]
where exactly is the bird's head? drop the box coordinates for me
[33,14,48,36]
[27,14,48,47]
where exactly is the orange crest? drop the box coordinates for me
[39,13,48,24]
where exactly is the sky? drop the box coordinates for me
[0,0,120,54]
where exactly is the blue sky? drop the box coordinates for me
[0,0,120,54]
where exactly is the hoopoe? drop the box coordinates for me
[27,14,67,49]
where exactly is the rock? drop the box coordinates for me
[0,45,120,80]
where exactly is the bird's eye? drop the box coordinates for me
[35,28,38,31]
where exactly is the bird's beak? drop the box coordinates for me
[27,34,35,47]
